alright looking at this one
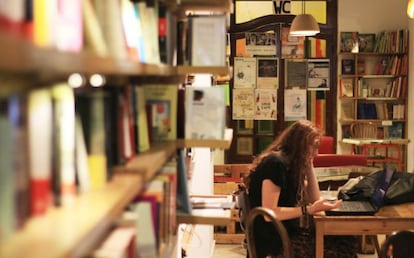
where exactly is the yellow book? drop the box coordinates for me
[88,155,107,190]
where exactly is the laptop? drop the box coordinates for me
[325,167,394,216]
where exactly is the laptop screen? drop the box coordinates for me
[371,167,394,207]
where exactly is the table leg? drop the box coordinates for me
[315,222,324,258]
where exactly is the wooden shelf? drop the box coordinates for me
[176,65,231,76]
[113,141,178,180]
[0,31,176,77]
[342,138,410,145]
[177,209,232,225]
[169,0,232,12]
[177,128,233,149]
[0,174,143,258]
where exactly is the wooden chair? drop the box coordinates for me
[246,207,293,258]
[379,230,414,258]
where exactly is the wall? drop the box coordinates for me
[338,0,414,172]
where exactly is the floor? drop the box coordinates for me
[212,237,384,258]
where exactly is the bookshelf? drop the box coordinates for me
[0,1,232,258]
[338,30,410,171]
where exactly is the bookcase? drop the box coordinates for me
[0,1,232,258]
[338,30,410,171]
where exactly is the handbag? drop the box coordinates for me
[338,169,414,205]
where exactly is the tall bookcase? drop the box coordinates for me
[0,1,232,258]
[338,30,409,171]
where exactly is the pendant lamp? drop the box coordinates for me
[289,0,320,36]
[408,0,414,19]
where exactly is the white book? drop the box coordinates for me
[185,86,226,140]
[190,15,226,66]
[135,201,157,258]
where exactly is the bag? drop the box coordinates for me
[338,169,414,205]
[233,183,250,232]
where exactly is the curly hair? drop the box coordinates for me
[245,120,321,203]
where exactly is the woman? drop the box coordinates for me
[245,120,360,258]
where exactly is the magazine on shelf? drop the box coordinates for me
[185,86,226,140]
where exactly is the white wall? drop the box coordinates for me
[338,0,414,172]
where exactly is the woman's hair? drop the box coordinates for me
[246,120,321,202]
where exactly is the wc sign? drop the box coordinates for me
[273,0,291,14]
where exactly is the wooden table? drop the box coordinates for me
[313,202,414,257]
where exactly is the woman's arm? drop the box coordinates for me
[304,159,320,202]
[262,178,341,220]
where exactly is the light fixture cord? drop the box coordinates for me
[302,0,305,14]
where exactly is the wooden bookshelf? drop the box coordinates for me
[0,32,176,77]
[177,128,233,149]
[0,174,143,258]
[113,141,178,180]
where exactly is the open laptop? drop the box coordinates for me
[325,167,394,216]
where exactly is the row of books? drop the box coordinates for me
[91,156,179,258]
[340,29,409,53]
[356,102,405,120]
[0,0,164,64]
[356,77,407,98]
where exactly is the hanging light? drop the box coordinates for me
[408,0,414,19]
[289,0,320,36]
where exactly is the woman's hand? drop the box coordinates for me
[307,198,343,215]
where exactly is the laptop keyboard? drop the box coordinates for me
[340,201,374,211]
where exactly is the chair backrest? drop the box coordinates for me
[350,122,377,139]
[235,184,251,232]
[246,207,293,258]
[379,230,414,258]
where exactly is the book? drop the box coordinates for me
[176,149,191,215]
[357,103,377,119]
[185,86,226,139]
[308,37,326,58]
[135,86,150,152]
[135,1,160,64]
[82,0,108,56]
[133,199,158,257]
[75,89,107,191]
[51,83,76,206]
[358,33,375,52]
[0,97,16,239]
[93,0,128,60]
[341,59,355,75]
[143,84,177,142]
[75,114,90,193]
[33,0,55,47]
[8,94,30,229]
[340,78,354,97]
[27,88,53,216]
[54,0,83,52]
[117,85,135,163]
[340,31,359,53]
[120,0,143,61]
[388,122,403,139]
[189,15,227,66]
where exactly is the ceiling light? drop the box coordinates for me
[289,1,320,37]
[408,0,414,19]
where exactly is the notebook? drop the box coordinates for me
[325,167,394,216]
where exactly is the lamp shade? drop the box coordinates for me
[408,0,414,18]
[289,14,320,36]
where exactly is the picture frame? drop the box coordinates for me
[237,137,254,155]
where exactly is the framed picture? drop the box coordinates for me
[307,59,330,91]
[285,59,307,88]
[256,57,279,88]
[257,120,274,134]
[237,120,254,134]
[237,137,253,155]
